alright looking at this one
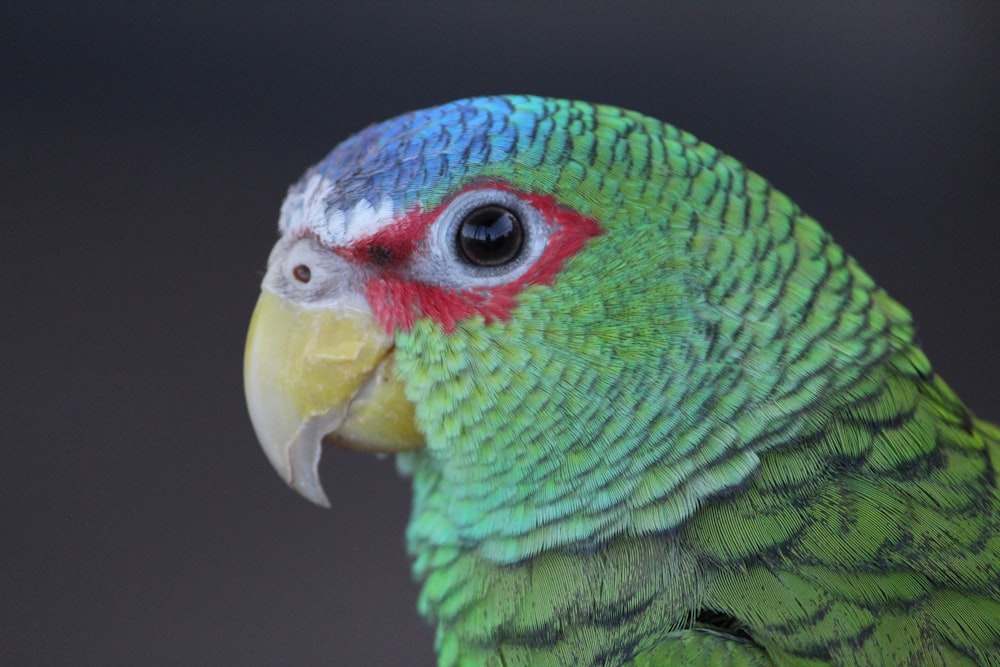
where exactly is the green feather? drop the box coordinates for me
[347,96,997,665]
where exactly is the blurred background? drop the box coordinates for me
[3,3,998,664]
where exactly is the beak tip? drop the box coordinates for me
[280,415,338,509]
[288,466,332,508]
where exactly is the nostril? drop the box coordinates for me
[293,264,312,283]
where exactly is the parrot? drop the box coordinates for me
[243,95,1000,666]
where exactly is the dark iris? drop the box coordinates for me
[457,206,523,266]
[292,264,312,283]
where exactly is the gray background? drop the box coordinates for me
[4,3,999,664]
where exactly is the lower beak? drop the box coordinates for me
[243,290,423,507]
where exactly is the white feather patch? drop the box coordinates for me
[278,173,396,248]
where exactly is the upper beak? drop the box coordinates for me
[243,289,423,507]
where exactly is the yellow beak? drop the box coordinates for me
[243,290,423,506]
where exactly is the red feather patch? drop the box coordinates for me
[356,185,601,334]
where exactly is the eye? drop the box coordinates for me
[292,264,312,283]
[457,205,524,266]
[425,187,549,288]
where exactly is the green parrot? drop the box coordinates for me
[244,96,1000,666]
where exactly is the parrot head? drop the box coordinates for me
[245,95,900,564]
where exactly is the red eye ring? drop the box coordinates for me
[293,264,312,283]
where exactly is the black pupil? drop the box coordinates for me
[458,206,523,266]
